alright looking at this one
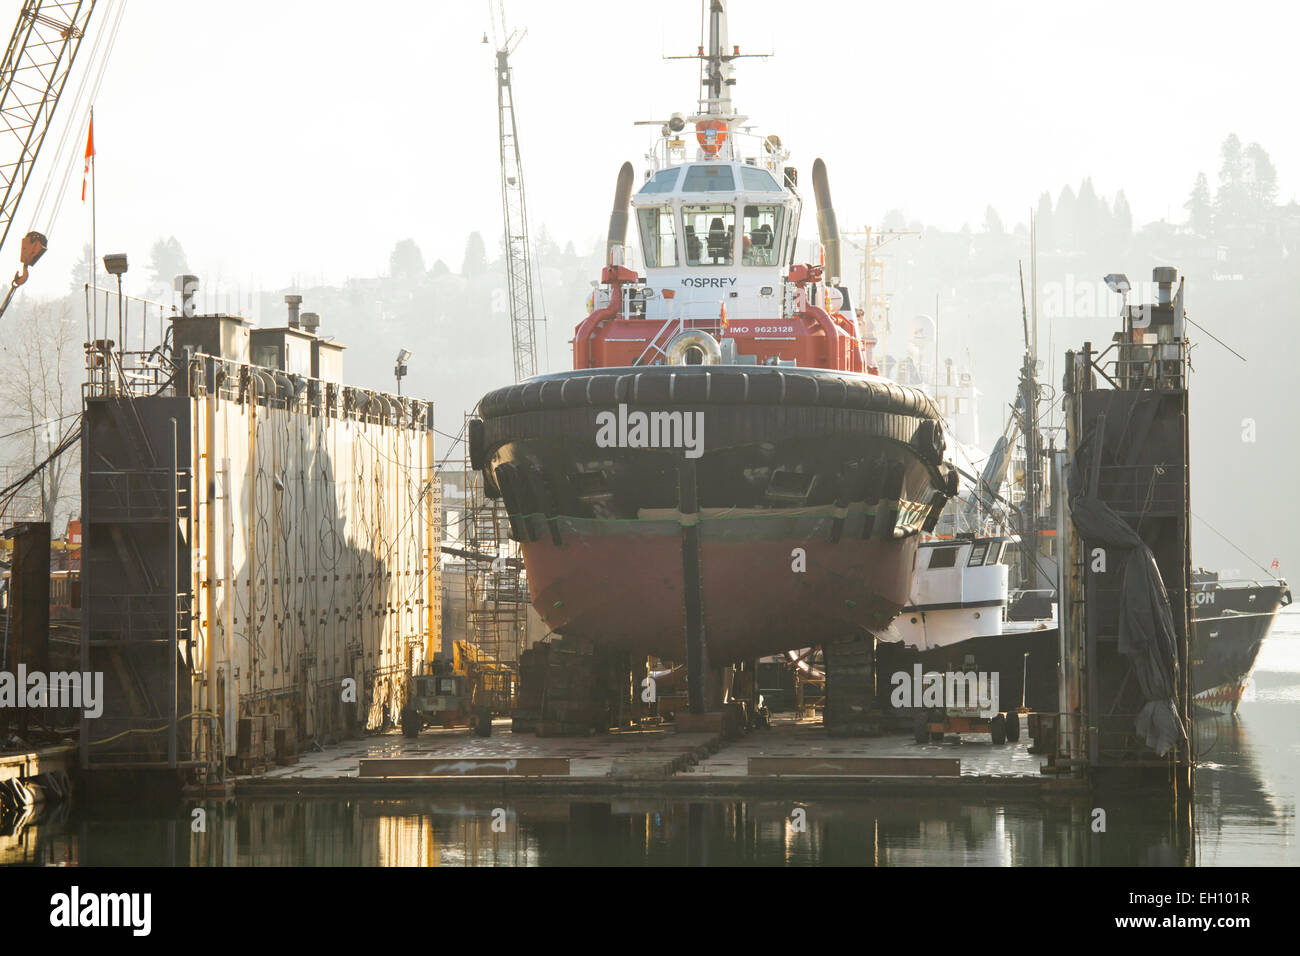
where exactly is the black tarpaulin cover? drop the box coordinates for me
[1068,439,1188,757]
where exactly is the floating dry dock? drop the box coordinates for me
[78,284,440,780]
[233,715,1083,798]
[0,269,1193,827]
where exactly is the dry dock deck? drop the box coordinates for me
[0,742,75,783]
[235,715,1084,798]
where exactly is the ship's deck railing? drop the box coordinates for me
[1008,587,1056,600]
[83,344,435,433]
[632,315,685,366]
[83,341,176,401]
[1091,338,1189,391]
[186,353,435,432]
[644,126,788,178]
[82,283,184,400]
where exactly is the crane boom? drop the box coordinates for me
[0,0,97,257]
[0,0,99,319]
[493,14,538,383]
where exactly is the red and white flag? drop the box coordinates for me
[81,115,95,201]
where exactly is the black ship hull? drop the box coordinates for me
[1190,579,1291,713]
[877,578,1290,717]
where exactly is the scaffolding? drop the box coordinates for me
[459,414,526,709]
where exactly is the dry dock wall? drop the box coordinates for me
[81,351,440,772]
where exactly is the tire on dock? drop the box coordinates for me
[1005,710,1021,743]
[400,704,420,739]
[990,713,1007,745]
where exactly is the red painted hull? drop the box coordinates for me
[522,513,917,661]
[472,365,957,665]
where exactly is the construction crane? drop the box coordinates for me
[450,4,539,706]
[488,1,539,383]
[0,0,101,320]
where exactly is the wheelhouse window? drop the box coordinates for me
[682,164,735,192]
[783,213,799,268]
[928,546,959,569]
[741,204,785,266]
[639,168,681,194]
[682,204,735,265]
[637,206,678,268]
[740,166,782,191]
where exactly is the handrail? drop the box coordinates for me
[633,316,685,367]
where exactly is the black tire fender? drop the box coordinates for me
[468,417,487,471]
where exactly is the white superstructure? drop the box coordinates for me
[891,535,1014,650]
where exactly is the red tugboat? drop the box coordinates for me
[469,1,957,731]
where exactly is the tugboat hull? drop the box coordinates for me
[518,512,920,661]
[473,365,957,662]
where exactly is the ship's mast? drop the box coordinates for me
[664,0,765,161]
[700,0,733,117]
[1019,216,1044,590]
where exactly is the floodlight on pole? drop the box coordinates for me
[1104,273,1132,320]
[104,253,127,360]
[395,348,411,395]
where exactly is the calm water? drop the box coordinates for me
[5,611,1297,866]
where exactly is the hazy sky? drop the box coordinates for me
[10,0,1300,305]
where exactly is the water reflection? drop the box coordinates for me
[5,792,1198,867]
[4,624,1295,867]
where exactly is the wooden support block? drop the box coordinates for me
[747,756,960,777]
[357,756,570,777]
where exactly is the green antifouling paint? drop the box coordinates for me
[504,507,903,525]
[845,599,857,607]
[553,601,564,608]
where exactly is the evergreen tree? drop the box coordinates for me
[534,223,559,263]
[1184,172,1212,236]
[1244,141,1278,209]
[69,243,110,297]
[389,238,425,280]
[1215,133,1248,229]
[1112,189,1133,237]
[1034,191,1053,250]
[1218,133,1244,188]
[461,231,487,278]
[147,236,189,286]
[1055,184,1077,250]
[982,205,1004,234]
[1076,177,1105,248]
[882,208,908,232]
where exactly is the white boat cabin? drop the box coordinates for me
[629,158,802,322]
